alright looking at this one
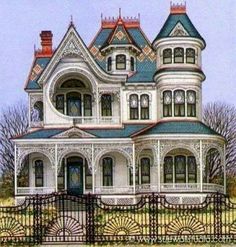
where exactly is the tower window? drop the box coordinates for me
[187,90,196,117]
[129,94,139,120]
[163,91,172,117]
[131,57,135,71]
[174,90,185,116]
[116,55,126,70]
[140,94,149,119]
[174,47,184,63]
[163,49,172,64]
[107,57,112,71]
[186,48,195,64]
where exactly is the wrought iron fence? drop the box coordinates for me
[0,192,236,245]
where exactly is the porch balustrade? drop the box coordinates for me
[17,187,56,195]
[72,116,120,125]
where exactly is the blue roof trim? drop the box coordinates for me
[18,129,65,139]
[135,121,221,136]
[153,14,205,45]
[26,57,51,90]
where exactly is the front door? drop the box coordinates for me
[67,157,83,195]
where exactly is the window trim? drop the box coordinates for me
[186,48,196,64]
[129,94,139,120]
[163,90,172,117]
[101,94,112,117]
[187,90,196,117]
[174,90,185,117]
[140,94,150,120]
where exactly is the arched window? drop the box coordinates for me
[174,47,184,63]
[130,57,135,71]
[140,94,149,119]
[107,57,112,71]
[116,54,126,70]
[187,90,196,117]
[186,48,195,64]
[58,158,65,191]
[163,48,172,64]
[101,94,112,116]
[164,156,173,183]
[141,158,150,184]
[32,101,43,122]
[35,160,44,187]
[67,92,81,116]
[85,160,92,190]
[163,91,172,117]
[56,94,64,114]
[129,94,139,120]
[103,157,113,186]
[175,156,186,183]
[61,79,85,88]
[129,167,139,185]
[187,156,197,183]
[84,94,92,116]
[174,90,185,116]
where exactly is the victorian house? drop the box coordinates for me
[13,4,226,205]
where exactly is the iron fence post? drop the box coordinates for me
[86,193,95,244]
[214,192,223,241]
[33,194,43,245]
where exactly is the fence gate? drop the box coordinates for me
[0,193,236,245]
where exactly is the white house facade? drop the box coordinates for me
[13,4,226,205]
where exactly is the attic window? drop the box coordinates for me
[107,57,112,71]
[131,57,135,71]
[116,55,126,70]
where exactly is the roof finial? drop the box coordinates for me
[70,15,74,25]
[170,1,186,14]
[119,8,121,18]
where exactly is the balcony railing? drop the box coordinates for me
[72,116,120,125]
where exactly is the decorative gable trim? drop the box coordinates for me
[38,25,126,85]
[169,22,189,37]
[53,127,96,139]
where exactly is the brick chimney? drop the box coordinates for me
[35,30,53,57]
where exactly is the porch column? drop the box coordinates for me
[200,140,203,192]
[224,144,226,194]
[14,144,17,197]
[132,143,136,194]
[157,140,161,193]
[92,144,95,194]
[55,144,58,192]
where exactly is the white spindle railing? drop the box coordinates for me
[17,187,56,195]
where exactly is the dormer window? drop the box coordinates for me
[174,47,184,63]
[131,57,135,71]
[107,57,112,71]
[163,49,172,64]
[116,54,126,70]
[186,48,195,64]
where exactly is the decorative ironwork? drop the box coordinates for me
[1,192,236,244]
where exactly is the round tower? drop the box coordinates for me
[152,3,206,121]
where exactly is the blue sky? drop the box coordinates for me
[0,0,235,108]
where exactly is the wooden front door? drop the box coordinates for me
[67,157,83,195]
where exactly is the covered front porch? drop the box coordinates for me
[15,137,226,199]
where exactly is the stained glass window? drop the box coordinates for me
[103,157,113,186]
[163,91,172,117]
[116,54,126,70]
[163,48,172,64]
[101,94,112,116]
[174,47,184,63]
[141,158,150,184]
[84,94,92,117]
[67,92,81,116]
[131,57,135,71]
[188,156,197,183]
[141,94,149,119]
[164,156,173,183]
[35,160,43,187]
[174,90,185,116]
[186,48,195,64]
[61,79,85,88]
[130,94,139,120]
[107,57,112,71]
[187,90,196,117]
[175,156,186,183]
[56,94,64,114]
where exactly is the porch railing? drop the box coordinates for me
[17,187,56,195]
[72,116,120,125]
